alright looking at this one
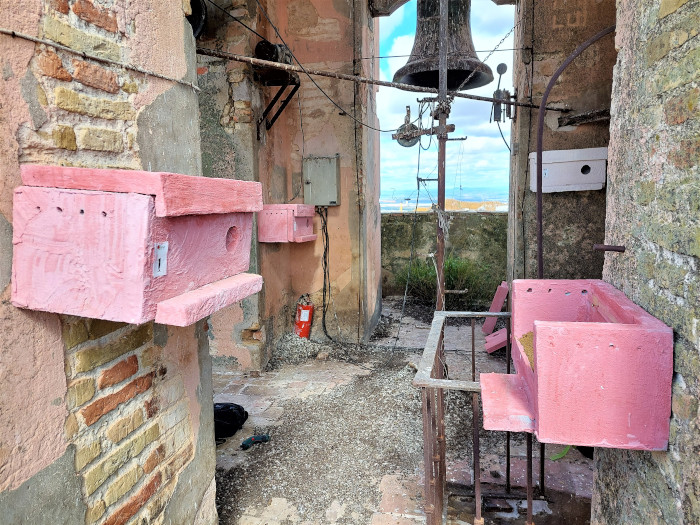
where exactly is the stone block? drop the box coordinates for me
[670,137,700,171]
[37,50,72,81]
[75,440,101,471]
[86,500,106,523]
[99,355,140,389]
[43,18,121,61]
[101,472,162,525]
[659,0,690,18]
[72,60,120,93]
[121,80,139,94]
[665,87,699,125]
[81,373,154,426]
[77,127,125,152]
[68,377,96,408]
[52,125,77,150]
[104,462,143,507]
[672,393,699,421]
[106,408,145,444]
[54,87,135,120]
[84,423,159,495]
[143,444,166,474]
[51,0,69,14]
[72,0,118,33]
[72,323,153,374]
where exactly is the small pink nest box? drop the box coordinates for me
[12,165,264,326]
[480,279,673,451]
[257,204,317,243]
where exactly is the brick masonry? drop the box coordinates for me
[1,0,216,523]
[62,319,197,524]
[592,0,699,523]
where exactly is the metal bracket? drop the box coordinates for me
[256,75,301,140]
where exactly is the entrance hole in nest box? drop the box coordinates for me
[226,226,240,252]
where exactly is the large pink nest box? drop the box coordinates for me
[12,165,264,326]
[480,279,673,451]
[257,204,317,243]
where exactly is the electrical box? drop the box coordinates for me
[303,155,340,206]
[12,165,264,327]
[528,147,608,193]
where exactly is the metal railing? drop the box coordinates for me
[413,310,535,525]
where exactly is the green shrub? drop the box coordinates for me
[395,255,500,310]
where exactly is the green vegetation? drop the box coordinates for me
[395,255,500,310]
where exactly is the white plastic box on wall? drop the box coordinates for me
[529,147,608,193]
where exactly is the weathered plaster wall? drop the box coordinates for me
[381,212,507,294]
[0,1,216,523]
[592,0,699,523]
[506,0,616,281]
[197,0,381,368]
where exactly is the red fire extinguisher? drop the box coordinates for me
[294,295,314,338]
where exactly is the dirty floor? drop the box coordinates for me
[212,299,594,524]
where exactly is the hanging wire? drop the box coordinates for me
[497,120,511,152]
[318,207,335,342]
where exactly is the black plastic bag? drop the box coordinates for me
[214,403,248,440]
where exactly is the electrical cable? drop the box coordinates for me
[497,120,511,152]
[318,207,335,342]
[250,0,398,133]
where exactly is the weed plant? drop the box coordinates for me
[395,256,500,310]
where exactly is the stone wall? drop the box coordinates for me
[197,0,381,369]
[0,1,217,524]
[381,211,507,295]
[592,0,699,523]
[506,0,616,281]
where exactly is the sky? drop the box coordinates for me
[375,1,515,212]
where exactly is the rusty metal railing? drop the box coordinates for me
[413,310,534,525]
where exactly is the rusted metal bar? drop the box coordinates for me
[540,442,546,497]
[506,320,512,493]
[195,46,560,110]
[422,388,436,524]
[558,108,610,127]
[471,319,482,523]
[536,25,616,279]
[593,244,626,252]
[435,331,447,521]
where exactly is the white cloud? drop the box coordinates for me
[376,3,515,210]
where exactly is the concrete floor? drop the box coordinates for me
[212,300,594,524]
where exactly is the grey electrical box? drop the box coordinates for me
[303,155,340,206]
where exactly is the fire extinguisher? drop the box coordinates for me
[294,294,314,338]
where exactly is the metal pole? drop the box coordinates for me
[527,434,534,525]
[471,320,483,525]
[436,0,448,314]
[506,320,512,493]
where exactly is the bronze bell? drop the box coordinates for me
[393,0,493,90]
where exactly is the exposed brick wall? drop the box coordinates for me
[592,0,699,523]
[1,0,216,523]
[62,320,196,525]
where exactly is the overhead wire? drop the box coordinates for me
[248,0,398,133]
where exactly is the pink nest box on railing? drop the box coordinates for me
[480,279,673,451]
[12,165,264,326]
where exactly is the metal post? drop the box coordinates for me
[506,320,511,493]
[527,434,534,525]
[471,320,483,524]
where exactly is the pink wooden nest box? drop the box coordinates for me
[12,165,264,326]
[480,279,673,451]
[257,204,317,243]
